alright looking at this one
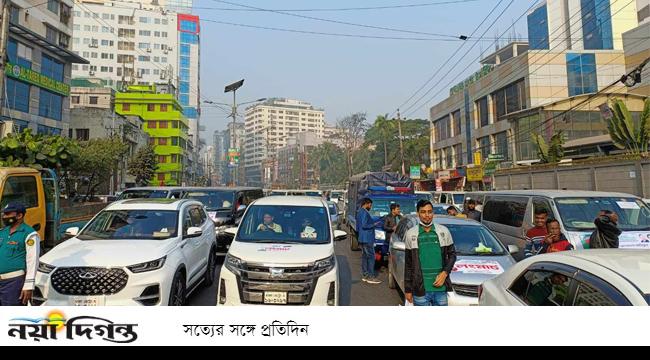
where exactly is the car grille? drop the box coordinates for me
[452,284,479,298]
[236,264,328,305]
[50,267,129,296]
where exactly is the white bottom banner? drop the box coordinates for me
[1,307,648,346]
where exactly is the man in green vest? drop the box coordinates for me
[0,202,40,306]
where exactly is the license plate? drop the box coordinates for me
[71,296,104,306]
[263,292,287,304]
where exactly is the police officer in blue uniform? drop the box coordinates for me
[0,202,40,306]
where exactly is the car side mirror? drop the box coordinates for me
[224,227,238,237]
[338,211,343,215]
[185,227,203,239]
[65,227,79,237]
[508,245,519,255]
[393,241,406,252]
[334,230,347,241]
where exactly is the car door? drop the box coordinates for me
[181,206,202,284]
[482,196,530,260]
[189,206,210,274]
[507,262,576,306]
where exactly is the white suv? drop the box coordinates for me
[34,199,217,306]
[217,196,347,306]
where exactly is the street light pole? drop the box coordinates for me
[224,79,244,186]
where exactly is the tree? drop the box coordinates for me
[605,98,650,155]
[337,113,369,178]
[532,131,565,163]
[0,129,79,172]
[309,142,347,186]
[364,118,430,172]
[70,137,129,200]
[128,144,158,187]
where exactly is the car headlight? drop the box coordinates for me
[375,229,386,241]
[225,254,243,275]
[38,262,55,274]
[127,256,166,273]
[314,255,336,273]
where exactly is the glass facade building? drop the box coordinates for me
[581,0,614,50]
[566,53,598,96]
[528,4,550,50]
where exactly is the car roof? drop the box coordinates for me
[105,199,197,210]
[253,196,326,207]
[551,250,650,294]
[483,190,638,198]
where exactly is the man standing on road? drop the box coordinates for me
[589,210,621,249]
[0,202,40,306]
[383,204,402,243]
[405,200,457,306]
[525,209,549,257]
[464,200,482,221]
[356,198,381,284]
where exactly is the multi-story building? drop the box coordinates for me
[276,132,323,189]
[429,0,642,180]
[69,0,202,168]
[638,0,649,23]
[0,0,87,137]
[69,85,149,190]
[623,15,650,96]
[115,84,190,186]
[212,130,226,185]
[243,98,325,186]
[222,122,244,185]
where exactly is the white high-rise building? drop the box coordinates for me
[243,98,325,186]
[70,0,201,152]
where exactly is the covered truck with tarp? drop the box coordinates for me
[345,172,417,257]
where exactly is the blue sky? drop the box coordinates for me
[197,0,534,143]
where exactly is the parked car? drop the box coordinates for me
[217,196,347,306]
[34,199,217,306]
[183,187,264,254]
[118,187,188,200]
[388,215,518,306]
[432,204,452,215]
[328,201,340,229]
[479,250,650,306]
[480,191,650,260]
[435,191,466,211]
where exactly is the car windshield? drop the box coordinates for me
[555,197,650,231]
[328,204,337,215]
[237,205,330,244]
[118,190,168,200]
[453,194,465,204]
[416,193,432,202]
[446,224,507,256]
[369,198,417,217]
[432,206,448,215]
[305,191,321,197]
[185,191,234,211]
[78,210,178,240]
[645,294,650,305]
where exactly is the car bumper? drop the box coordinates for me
[448,291,479,306]
[34,268,174,306]
[217,265,338,306]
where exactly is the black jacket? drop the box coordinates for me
[589,216,621,249]
[465,209,482,222]
[383,214,402,238]
[404,224,457,297]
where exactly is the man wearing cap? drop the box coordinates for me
[0,202,40,306]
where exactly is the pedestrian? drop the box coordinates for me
[464,199,482,221]
[356,198,382,284]
[383,203,402,242]
[589,210,621,249]
[404,200,457,306]
[525,209,549,257]
[540,219,573,254]
[0,202,40,306]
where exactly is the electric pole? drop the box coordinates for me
[397,109,406,176]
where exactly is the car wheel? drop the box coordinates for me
[169,270,186,306]
[388,256,396,290]
[204,247,217,287]
[349,232,360,251]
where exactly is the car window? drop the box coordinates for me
[189,207,204,227]
[440,194,447,204]
[509,270,572,306]
[1,175,39,209]
[573,281,617,306]
[483,196,528,228]
[183,209,192,236]
[533,198,555,221]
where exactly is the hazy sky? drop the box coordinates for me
[197,0,534,144]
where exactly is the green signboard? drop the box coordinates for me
[484,161,498,176]
[410,166,421,180]
[5,63,70,96]
[450,64,494,96]
[488,154,505,162]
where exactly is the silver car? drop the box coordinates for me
[388,215,518,305]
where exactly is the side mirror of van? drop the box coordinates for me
[334,230,347,242]
[224,227,238,237]
[508,245,520,255]
[65,227,80,237]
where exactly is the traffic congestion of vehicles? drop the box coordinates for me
[13,164,650,307]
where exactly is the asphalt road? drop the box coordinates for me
[188,238,402,306]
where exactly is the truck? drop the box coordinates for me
[345,172,418,259]
[0,167,107,251]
